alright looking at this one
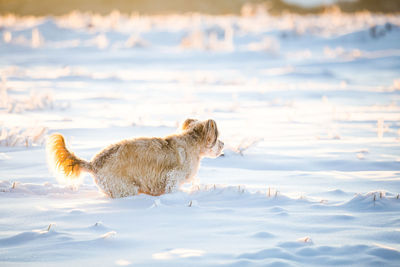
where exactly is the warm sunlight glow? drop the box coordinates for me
[152,248,206,260]
[115,259,131,266]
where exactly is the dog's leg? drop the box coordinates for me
[165,170,186,193]
[93,174,139,198]
[165,179,177,193]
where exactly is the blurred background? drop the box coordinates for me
[1,0,400,15]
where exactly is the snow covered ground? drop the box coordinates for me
[1,10,400,266]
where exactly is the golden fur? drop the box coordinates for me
[46,119,224,198]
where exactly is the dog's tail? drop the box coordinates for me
[46,133,94,185]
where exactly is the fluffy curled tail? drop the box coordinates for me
[46,133,93,185]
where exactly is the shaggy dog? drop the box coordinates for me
[46,119,224,198]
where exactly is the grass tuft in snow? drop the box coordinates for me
[0,126,47,147]
[47,223,56,232]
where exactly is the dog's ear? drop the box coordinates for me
[182,118,197,130]
[204,119,218,147]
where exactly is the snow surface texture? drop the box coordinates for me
[1,10,400,266]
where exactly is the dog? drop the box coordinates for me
[46,119,224,198]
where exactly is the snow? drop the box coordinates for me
[1,10,400,266]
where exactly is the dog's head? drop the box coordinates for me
[182,118,224,158]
